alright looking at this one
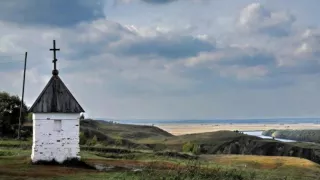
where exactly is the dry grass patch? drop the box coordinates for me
[201,155,320,169]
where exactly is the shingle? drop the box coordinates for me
[28,75,85,113]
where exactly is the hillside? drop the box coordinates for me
[77,120,320,165]
[79,119,173,149]
[262,129,320,143]
[81,119,173,139]
[4,120,320,179]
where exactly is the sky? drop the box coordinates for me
[1,0,320,120]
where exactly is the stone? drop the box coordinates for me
[31,113,81,163]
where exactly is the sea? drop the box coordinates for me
[97,118,320,126]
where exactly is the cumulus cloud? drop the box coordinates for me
[0,0,104,27]
[108,34,215,59]
[115,0,205,5]
[0,19,209,108]
[2,1,320,118]
[237,3,296,36]
[142,0,177,4]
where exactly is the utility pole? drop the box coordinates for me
[18,52,27,140]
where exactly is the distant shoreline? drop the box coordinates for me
[155,123,320,135]
[96,118,320,135]
[105,118,320,125]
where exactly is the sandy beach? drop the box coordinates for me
[157,123,320,135]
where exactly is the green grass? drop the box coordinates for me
[4,120,320,179]
[0,148,254,180]
[0,139,31,146]
[1,145,320,180]
[81,119,173,140]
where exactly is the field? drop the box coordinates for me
[1,144,320,180]
[2,120,320,179]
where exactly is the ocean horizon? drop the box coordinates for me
[94,118,320,125]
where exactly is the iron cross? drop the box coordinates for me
[50,40,60,71]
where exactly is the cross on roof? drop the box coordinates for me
[50,40,60,75]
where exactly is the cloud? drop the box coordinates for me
[0,19,207,103]
[0,0,104,27]
[184,47,276,67]
[142,0,177,4]
[237,3,296,37]
[109,34,215,59]
[2,1,320,119]
[115,0,205,5]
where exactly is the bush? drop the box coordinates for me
[192,144,200,155]
[115,137,123,146]
[182,142,194,152]
[79,132,87,145]
[91,135,98,145]
[182,141,200,154]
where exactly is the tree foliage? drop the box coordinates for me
[80,113,85,120]
[0,91,28,137]
[182,141,200,154]
[79,132,87,145]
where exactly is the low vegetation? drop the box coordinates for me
[1,144,320,180]
[0,91,29,138]
[263,129,320,143]
[2,91,320,179]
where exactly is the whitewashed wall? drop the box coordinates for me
[31,113,81,163]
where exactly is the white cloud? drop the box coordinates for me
[2,1,320,119]
[237,3,296,36]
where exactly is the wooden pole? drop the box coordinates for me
[18,52,27,140]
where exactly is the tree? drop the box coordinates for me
[91,135,98,145]
[79,113,85,120]
[182,141,194,153]
[0,91,28,137]
[79,132,87,145]
[182,141,200,154]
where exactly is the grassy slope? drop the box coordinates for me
[201,155,320,179]
[81,119,173,140]
[263,129,320,143]
[1,146,320,180]
[3,120,320,179]
[16,120,320,159]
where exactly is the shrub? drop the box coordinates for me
[79,132,87,145]
[91,135,98,145]
[182,141,200,154]
[192,144,200,155]
[115,137,123,146]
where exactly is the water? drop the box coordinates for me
[96,118,309,143]
[97,118,320,125]
[243,131,296,142]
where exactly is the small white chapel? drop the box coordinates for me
[28,40,85,163]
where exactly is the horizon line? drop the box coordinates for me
[90,117,320,121]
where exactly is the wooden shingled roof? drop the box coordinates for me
[28,75,85,113]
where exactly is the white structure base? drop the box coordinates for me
[31,113,81,163]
